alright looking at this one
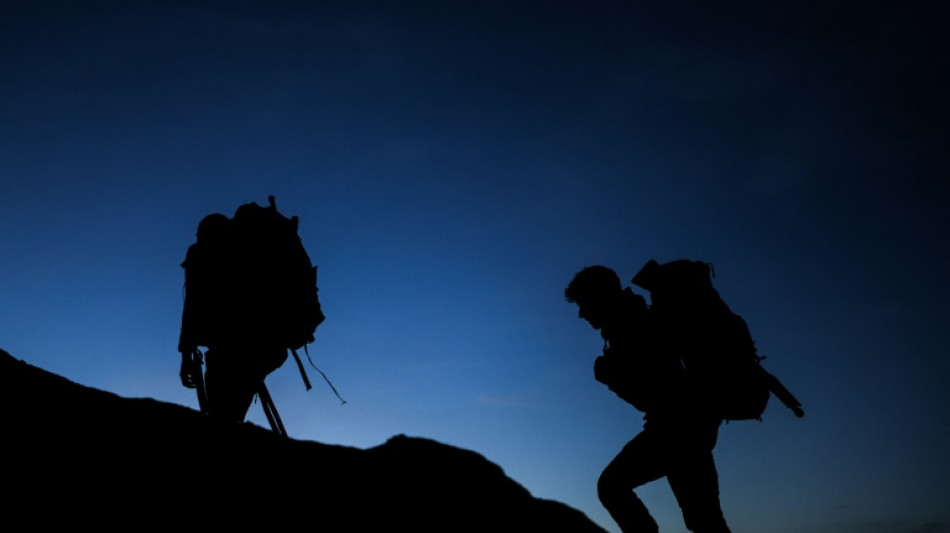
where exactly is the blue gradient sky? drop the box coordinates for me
[2,2,948,532]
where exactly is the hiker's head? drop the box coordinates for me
[565,266,623,330]
[196,213,230,244]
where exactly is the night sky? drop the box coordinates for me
[2,2,948,532]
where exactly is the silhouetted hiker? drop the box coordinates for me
[178,196,326,427]
[565,265,732,533]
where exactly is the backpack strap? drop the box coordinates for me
[291,346,347,405]
[289,347,313,390]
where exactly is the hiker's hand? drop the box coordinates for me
[180,351,199,389]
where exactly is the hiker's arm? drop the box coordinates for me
[595,353,648,411]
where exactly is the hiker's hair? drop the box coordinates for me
[565,265,622,304]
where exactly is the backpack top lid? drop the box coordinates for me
[632,259,713,294]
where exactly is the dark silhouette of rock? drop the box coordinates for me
[1,348,606,532]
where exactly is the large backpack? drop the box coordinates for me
[179,195,325,388]
[632,259,804,421]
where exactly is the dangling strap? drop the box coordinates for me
[291,346,347,405]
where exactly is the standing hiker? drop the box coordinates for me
[178,196,325,424]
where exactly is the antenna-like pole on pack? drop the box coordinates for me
[257,382,287,437]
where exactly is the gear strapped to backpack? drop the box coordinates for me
[179,195,329,395]
[632,259,804,421]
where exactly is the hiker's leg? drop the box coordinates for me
[666,421,731,533]
[204,349,258,423]
[667,453,730,533]
[598,428,667,533]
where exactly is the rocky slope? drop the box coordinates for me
[1,348,605,532]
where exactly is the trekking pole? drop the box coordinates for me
[257,382,287,437]
[765,371,805,418]
[189,349,208,414]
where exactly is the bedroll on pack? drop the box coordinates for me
[179,195,325,386]
[632,259,804,421]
